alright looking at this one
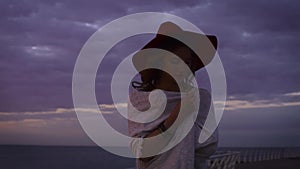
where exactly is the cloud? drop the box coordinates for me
[1,0,300,146]
[215,91,300,110]
[1,0,300,112]
[0,116,93,145]
[223,100,300,110]
[0,102,129,145]
[284,91,300,97]
[0,103,127,123]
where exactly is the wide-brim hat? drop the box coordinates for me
[132,21,218,76]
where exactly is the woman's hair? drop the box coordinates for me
[131,41,196,91]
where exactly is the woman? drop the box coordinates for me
[128,22,219,169]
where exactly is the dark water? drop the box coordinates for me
[0,145,135,169]
[1,145,299,169]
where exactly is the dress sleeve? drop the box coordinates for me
[127,91,154,157]
[194,88,219,157]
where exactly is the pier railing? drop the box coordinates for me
[126,148,300,169]
[207,148,300,169]
[207,151,240,169]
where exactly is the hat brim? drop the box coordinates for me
[132,32,218,73]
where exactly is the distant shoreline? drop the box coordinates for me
[1,144,299,148]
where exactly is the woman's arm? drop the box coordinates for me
[146,89,197,138]
[146,101,181,138]
[140,90,196,158]
[138,101,181,162]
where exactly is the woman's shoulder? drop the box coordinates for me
[189,87,211,99]
[192,88,212,109]
[198,88,211,98]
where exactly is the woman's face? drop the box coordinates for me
[162,47,193,82]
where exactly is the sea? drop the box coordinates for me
[0,145,135,169]
[1,145,299,169]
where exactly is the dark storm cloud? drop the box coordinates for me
[216,0,300,95]
[1,0,299,146]
[167,0,300,97]
[0,0,211,112]
[0,0,101,111]
[0,0,299,115]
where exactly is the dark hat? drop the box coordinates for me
[132,21,218,73]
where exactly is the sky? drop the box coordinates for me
[0,0,300,147]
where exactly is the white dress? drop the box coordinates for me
[127,88,218,169]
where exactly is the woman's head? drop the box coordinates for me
[131,22,218,91]
[161,46,194,82]
[133,44,196,91]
